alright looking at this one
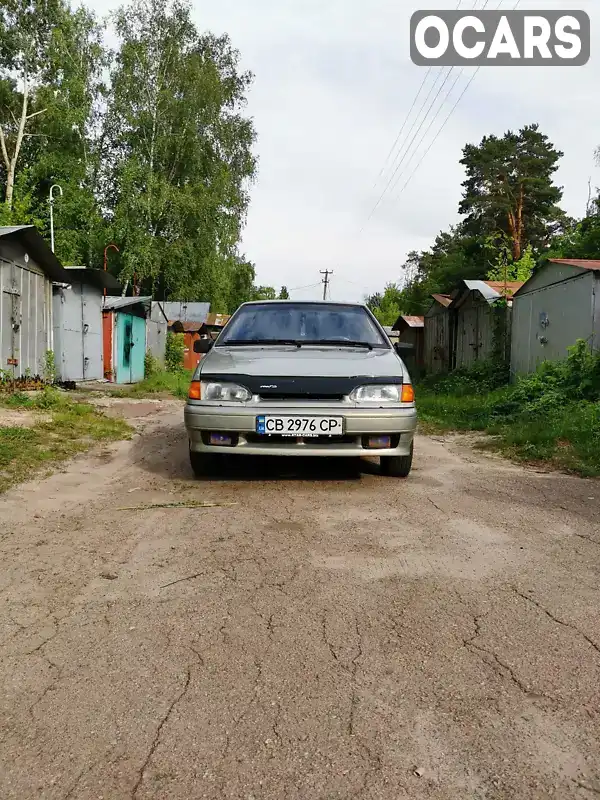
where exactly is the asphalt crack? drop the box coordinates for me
[130,666,192,798]
[463,612,549,699]
[573,778,600,796]
[28,654,63,719]
[322,612,340,664]
[512,588,600,656]
[348,618,364,737]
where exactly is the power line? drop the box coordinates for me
[390,0,511,198]
[372,68,433,189]
[359,66,457,231]
[371,1,466,191]
[357,0,503,233]
[397,71,480,196]
[388,67,466,200]
[288,281,322,292]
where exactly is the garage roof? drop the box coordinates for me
[548,258,600,271]
[0,225,71,283]
[62,266,122,292]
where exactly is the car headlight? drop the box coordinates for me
[349,384,413,403]
[200,381,251,402]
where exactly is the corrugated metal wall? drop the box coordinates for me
[146,318,167,366]
[53,283,104,381]
[0,255,50,377]
[454,294,496,369]
[511,271,596,376]
[424,306,450,373]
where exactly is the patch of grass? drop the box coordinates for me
[415,341,600,476]
[0,392,131,493]
[416,388,600,477]
[417,388,509,433]
[116,369,192,400]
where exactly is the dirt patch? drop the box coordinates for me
[84,396,180,420]
[0,408,51,428]
[0,413,599,799]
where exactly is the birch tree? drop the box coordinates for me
[0,0,65,216]
[102,0,257,303]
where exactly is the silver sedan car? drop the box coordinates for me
[184,301,417,477]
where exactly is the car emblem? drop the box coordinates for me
[260,385,277,389]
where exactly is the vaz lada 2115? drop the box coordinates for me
[184,301,417,477]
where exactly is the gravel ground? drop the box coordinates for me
[0,401,599,799]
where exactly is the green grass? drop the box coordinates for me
[0,387,132,492]
[111,369,192,400]
[417,387,600,477]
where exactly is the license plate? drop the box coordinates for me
[256,415,344,437]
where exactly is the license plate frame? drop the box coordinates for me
[256,415,344,438]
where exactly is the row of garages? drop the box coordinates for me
[392,259,600,377]
[0,225,227,384]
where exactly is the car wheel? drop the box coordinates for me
[189,449,218,478]
[380,443,413,478]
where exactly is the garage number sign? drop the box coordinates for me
[410,11,590,66]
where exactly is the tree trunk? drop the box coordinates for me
[1,65,46,210]
[514,183,524,261]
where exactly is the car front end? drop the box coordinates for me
[185,375,416,458]
[184,301,418,477]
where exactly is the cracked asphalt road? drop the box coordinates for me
[1,401,599,799]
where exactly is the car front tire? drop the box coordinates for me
[380,442,413,478]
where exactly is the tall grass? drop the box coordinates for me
[417,341,600,476]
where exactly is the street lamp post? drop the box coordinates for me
[49,184,63,253]
[103,244,119,298]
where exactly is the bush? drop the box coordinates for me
[165,332,185,373]
[420,359,510,396]
[43,350,56,383]
[144,350,160,377]
[417,340,600,476]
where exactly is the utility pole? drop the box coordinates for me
[49,184,63,253]
[320,270,333,301]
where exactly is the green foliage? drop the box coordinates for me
[252,286,277,300]
[368,282,402,326]
[485,233,535,283]
[373,125,565,318]
[417,340,600,476]
[120,368,192,400]
[43,350,56,383]
[104,0,257,302]
[545,210,600,261]
[0,390,131,491]
[459,123,565,259]
[278,286,290,300]
[144,350,160,377]
[421,359,510,396]
[165,332,185,373]
[1,0,257,305]
[378,229,486,316]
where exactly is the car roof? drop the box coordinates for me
[239,300,367,308]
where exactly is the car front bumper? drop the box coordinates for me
[184,402,417,457]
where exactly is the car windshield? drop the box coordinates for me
[217,302,388,348]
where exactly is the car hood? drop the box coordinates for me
[198,345,404,379]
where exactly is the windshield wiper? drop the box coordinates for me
[305,339,374,350]
[221,339,302,347]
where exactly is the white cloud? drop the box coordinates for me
[90,0,600,302]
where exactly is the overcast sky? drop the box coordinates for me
[93,0,599,303]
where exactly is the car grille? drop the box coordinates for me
[245,433,357,446]
[258,392,345,401]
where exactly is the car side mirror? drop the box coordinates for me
[193,338,214,354]
[394,341,411,354]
